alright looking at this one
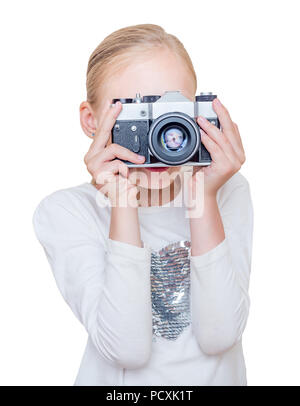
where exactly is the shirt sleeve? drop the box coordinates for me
[189,173,254,355]
[32,192,153,369]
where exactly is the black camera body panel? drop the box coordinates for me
[112,120,150,164]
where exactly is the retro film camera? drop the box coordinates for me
[111,91,220,167]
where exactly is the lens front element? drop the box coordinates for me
[161,127,187,152]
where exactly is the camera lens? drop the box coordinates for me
[161,127,187,152]
[148,112,200,165]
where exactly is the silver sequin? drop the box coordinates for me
[150,240,191,341]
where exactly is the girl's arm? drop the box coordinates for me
[189,174,253,355]
[33,190,152,369]
[109,206,143,247]
[188,98,253,355]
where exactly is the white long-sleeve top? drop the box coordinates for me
[32,171,253,386]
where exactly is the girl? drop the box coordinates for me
[33,24,253,386]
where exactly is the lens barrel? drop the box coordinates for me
[148,112,200,165]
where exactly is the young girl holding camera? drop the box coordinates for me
[33,24,253,386]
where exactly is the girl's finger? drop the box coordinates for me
[98,143,145,165]
[232,122,246,163]
[94,159,129,185]
[87,143,145,174]
[197,115,221,137]
[212,99,245,155]
[212,98,245,160]
[85,100,123,161]
[224,124,245,162]
[201,130,241,173]
[94,101,122,147]
[200,130,227,164]
[199,125,240,166]
[212,98,235,132]
[197,115,244,164]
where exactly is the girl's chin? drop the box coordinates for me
[127,166,181,189]
[141,168,180,190]
[144,167,169,173]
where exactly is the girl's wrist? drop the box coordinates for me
[203,189,217,202]
[187,190,218,222]
[110,206,142,248]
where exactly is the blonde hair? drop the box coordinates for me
[86,24,197,109]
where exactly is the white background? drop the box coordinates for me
[0,0,299,386]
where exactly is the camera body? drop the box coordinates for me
[111,91,220,167]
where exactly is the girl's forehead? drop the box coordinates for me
[102,67,195,102]
[96,50,196,113]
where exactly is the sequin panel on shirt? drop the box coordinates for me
[150,240,191,341]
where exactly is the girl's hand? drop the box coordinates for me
[84,101,146,208]
[191,98,246,198]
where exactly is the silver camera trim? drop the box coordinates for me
[111,90,218,121]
